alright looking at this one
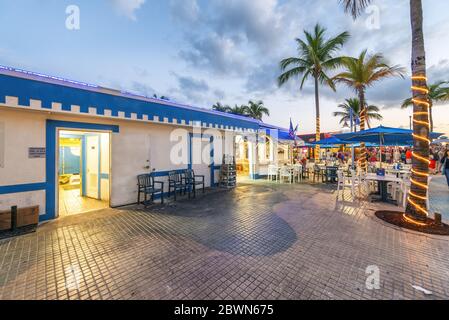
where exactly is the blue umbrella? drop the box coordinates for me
[335,126,442,145]
[311,136,351,146]
[335,126,443,168]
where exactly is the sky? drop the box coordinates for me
[0,0,448,135]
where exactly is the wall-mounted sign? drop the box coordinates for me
[28,147,46,159]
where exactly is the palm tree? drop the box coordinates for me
[333,50,405,170]
[278,23,350,161]
[333,98,382,130]
[246,100,270,121]
[212,102,231,113]
[339,0,432,222]
[228,104,248,116]
[402,81,449,132]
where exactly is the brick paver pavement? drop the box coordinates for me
[429,175,449,222]
[0,182,448,300]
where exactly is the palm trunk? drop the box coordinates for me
[429,102,434,132]
[406,0,430,221]
[358,89,367,171]
[314,76,321,161]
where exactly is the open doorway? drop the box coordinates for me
[234,135,251,181]
[58,130,110,217]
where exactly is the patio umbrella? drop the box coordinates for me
[335,126,442,145]
[311,136,351,146]
[432,137,449,144]
[335,126,443,168]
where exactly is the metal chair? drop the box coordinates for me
[168,171,186,201]
[184,169,205,198]
[137,173,164,207]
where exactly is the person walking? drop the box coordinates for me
[405,148,412,164]
[442,150,449,188]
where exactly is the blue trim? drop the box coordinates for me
[0,182,46,195]
[210,136,215,186]
[43,120,119,222]
[81,136,87,196]
[0,73,259,131]
[100,173,109,179]
[98,134,102,200]
[152,169,186,177]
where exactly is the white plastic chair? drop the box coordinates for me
[293,164,303,182]
[337,170,358,200]
[398,176,432,209]
[267,165,278,182]
[279,166,293,184]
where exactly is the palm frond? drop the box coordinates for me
[339,0,373,19]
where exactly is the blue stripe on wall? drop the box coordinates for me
[0,182,46,195]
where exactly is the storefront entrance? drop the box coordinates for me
[57,130,110,217]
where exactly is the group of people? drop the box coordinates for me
[431,145,449,188]
[365,147,413,164]
[309,145,449,188]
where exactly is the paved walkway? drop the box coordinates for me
[0,182,448,300]
[429,175,449,221]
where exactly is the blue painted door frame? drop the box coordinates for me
[43,120,119,222]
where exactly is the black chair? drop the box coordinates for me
[312,165,322,183]
[137,173,164,207]
[168,171,185,201]
[325,166,339,184]
[184,169,205,198]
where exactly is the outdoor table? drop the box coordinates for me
[364,173,402,204]
[385,169,410,178]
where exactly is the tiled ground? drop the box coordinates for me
[59,186,109,217]
[429,175,449,221]
[0,182,448,300]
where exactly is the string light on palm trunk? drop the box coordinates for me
[315,117,321,160]
[406,75,431,221]
[359,108,367,170]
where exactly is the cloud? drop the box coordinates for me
[179,33,247,75]
[110,0,145,21]
[210,0,283,52]
[428,60,449,82]
[174,73,209,92]
[130,81,156,97]
[245,63,279,94]
[169,0,199,25]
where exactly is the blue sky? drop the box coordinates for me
[0,0,448,135]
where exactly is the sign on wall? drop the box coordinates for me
[28,147,46,159]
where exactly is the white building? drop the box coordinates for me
[0,66,301,222]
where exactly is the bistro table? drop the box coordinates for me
[385,169,410,178]
[364,173,402,204]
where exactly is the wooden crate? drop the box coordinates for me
[0,206,39,231]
